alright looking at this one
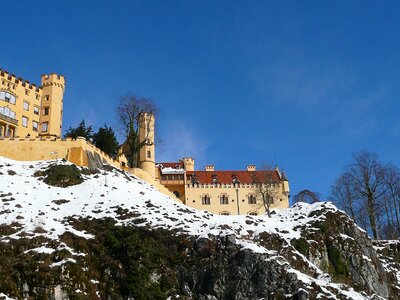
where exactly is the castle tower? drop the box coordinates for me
[281,169,290,196]
[182,157,195,171]
[39,73,65,137]
[138,112,156,177]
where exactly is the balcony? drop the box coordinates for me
[0,113,18,125]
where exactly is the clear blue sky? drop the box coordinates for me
[2,1,400,200]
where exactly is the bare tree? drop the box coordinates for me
[253,170,279,217]
[330,151,387,239]
[382,164,400,236]
[117,94,158,168]
[330,171,360,221]
[293,189,321,204]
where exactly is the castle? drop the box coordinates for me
[0,68,290,215]
[0,69,64,138]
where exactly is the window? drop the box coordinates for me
[32,121,38,131]
[42,122,48,132]
[44,95,50,101]
[22,116,28,127]
[249,211,258,216]
[161,175,167,181]
[34,106,39,115]
[248,194,257,204]
[43,107,49,115]
[147,150,151,158]
[35,94,40,100]
[167,175,173,180]
[220,212,230,216]
[0,91,16,104]
[173,191,180,198]
[220,195,229,205]
[0,106,16,119]
[23,101,29,111]
[202,195,211,205]
[25,90,29,96]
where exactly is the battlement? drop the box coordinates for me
[41,73,65,91]
[0,68,42,92]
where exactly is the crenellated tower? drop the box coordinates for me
[39,73,65,137]
[182,157,195,171]
[138,112,155,177]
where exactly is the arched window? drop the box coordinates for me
[220,211,230,216]
[173,191,180,198]
[248,194,257,204]
[248,211,258,216]
[202,194,211,205]
[220,194,229,205]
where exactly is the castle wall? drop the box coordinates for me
[0,136,180,202]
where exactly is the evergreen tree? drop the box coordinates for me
[64,120,93,140]
[92,125,120,158]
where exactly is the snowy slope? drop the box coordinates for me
[0,157,388,299]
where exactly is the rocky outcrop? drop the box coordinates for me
[0,212,399,299]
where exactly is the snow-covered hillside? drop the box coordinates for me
[0,157,398,299]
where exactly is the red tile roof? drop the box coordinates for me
[186,170,281,184]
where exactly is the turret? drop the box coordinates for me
[39,73,65,137]
[138,112,155,177]
[182,157,195,171]
[281,169,290,195]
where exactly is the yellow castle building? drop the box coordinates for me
[0,68,290,215]
[0,69,65,138]
[137,112,290,215]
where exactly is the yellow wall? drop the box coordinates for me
[184,183,289,215]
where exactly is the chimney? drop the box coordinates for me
[246,165,256,172]
[205,165,215,172]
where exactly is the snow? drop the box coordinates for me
[25,246,55,254]
[50,258,77,267]
[0,157,383,299]
[160,167,185,174]
[0,293,15,300]
[0,157,339,245]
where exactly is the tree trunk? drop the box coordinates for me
[367,195,378,239]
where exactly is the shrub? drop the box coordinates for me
[291,238,308,256]
[327,244,349,277]
[34,164,83,187]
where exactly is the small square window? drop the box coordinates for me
[23,101,29,111]
[25,90,29,96]
[44,95,50,101]
[44,107,49,115]
[34,106,39,115]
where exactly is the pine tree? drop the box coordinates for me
[64,120,93,140]
[92,125,120,158]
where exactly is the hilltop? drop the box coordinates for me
[0,157,399,299]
